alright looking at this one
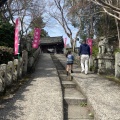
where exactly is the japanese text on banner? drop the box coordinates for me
[14,18,20,55]
[32,28,41,48]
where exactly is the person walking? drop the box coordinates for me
[78,39,90,75]
[66,50,74,75]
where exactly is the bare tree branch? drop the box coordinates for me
[90,0,120,20]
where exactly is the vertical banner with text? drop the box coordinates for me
[32,28,41,48]
[64,38,67,48]
[87,38,93,55]
[14,18,20,55]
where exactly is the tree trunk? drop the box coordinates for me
[115,18,120,48]
[72,39,76,52]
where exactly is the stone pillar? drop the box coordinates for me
[17,58,23,78]
[97,54,115,74]
[6,61,14,86]
[28,57,34,69]
[26,42,32,51]
[97,37,115,74]
[115,52,120,78]
[93,58,98,73]
[22,50,28,75]
[89,56,94,71]
[13,59,18,81]
[0,64,6,92]
[63,48,66,54]
[33,47,40,61]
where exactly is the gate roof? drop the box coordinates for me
[40,36,64,45]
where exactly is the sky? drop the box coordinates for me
[43,0,80,48]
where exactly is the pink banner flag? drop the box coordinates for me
[32,28,41,48]
[87,38,93,55]
[64,38,67,48]
[14,18,20,55]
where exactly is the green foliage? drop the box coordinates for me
[80,102,87,107]
[30,16,45,29]
[27,29,49,38]
[0,46,13,64]
[0,20,14,48]
[114,48,120,55]
[92,45,99,57]
[95,13,117,37]
[41,29,49,37]
[80,34,87,41]
[0,20,14,64]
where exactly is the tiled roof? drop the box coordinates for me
[40,36,64,45]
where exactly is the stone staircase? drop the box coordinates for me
[51,54,94,120]
[60,74,93,120]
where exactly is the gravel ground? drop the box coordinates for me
[0,54,63,120]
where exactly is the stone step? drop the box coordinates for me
[62,81,76,88]
[55,65,64,70]
[64,88,87,105]
[59,74,72,81]
[57,70,66,74]
[64,105,94,120]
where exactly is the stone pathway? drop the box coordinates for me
[0,54,63,120]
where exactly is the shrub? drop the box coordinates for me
[114,48,120,55]
[0,46,13,64]
[92,45,99,57]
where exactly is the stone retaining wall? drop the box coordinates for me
[115,52,120,78]
[0,48,40,94]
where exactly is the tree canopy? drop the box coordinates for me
[0,0,49,48]
[45,0,120,49]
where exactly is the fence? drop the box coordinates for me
[0,47,40,94]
